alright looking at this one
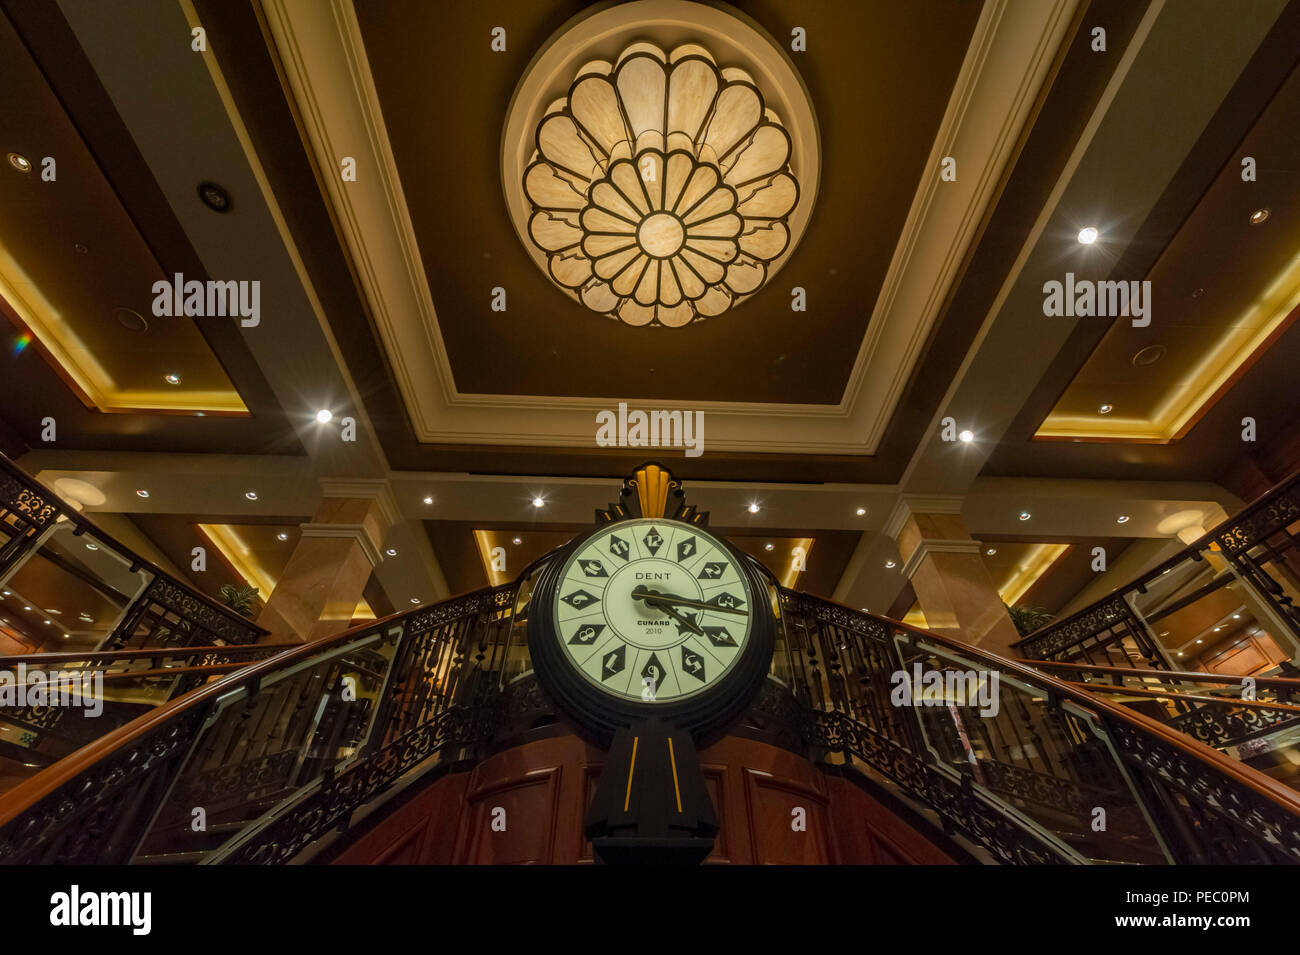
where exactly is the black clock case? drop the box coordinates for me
[526,525,777,748]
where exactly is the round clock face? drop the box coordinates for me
[550,519,755,704]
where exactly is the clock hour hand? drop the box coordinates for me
[631,588,704,635]
[630,586,749,617]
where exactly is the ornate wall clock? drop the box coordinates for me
[526,463,777,863]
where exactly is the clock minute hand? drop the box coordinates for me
[631,586,749,617]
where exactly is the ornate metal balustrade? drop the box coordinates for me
[3,567,1300,865]
[1017,468,1300,672]
[0,453,264,651]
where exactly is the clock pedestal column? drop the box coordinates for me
[584,718,718,865]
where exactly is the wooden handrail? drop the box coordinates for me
[0,594,483,828]
[804,592,1300,816]
[1018,658,1300,691]
[1058,681,1300,714]
[0,643,301,668]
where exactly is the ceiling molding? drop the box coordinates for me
[318,475,401,531]
[257,0,1079,455]
[899,538,983,581]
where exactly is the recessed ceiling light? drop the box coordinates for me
[986,548,997,556]
[85,542,98,550]
[423,496,433,505]
[78,613,94,623]
[1077,226,1099,244]
[513,537,522,545]
[1177,651,1183,657]
[385,548,397,557]
[855,507,866,516]
[197,181,231,213]
[7,152,32,173]
[42,619,51,625]
[45,608,59,614]
[1249,208,1269,225]
[885,560,897,569]
[1197,638,1204,643]
[1232,613,1240,619]
[315,409,333,423]
[1159,631,1169,637]
[1132,344,1167,367]
[1116,515,1130,524]
[1,591,9,596]
[1098,403,1113,414]
[532,496,545,508]
[163,373,181,385]
[245,491,258,501]
[764,543,774,551]
[1018,511,1031,521]
[410,597,420,604]
[958,430,974,443]
[277,532,288,541]
[135,489,150,498]
[747,503,760,514]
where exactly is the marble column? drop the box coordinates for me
[257,480,397,643]
[886,497,1021,658]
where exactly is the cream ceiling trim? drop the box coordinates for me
[259,0,1078,455]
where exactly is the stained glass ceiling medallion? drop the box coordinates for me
[503,3,819,329]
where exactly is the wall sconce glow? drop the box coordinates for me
[532,497,545,508]
[1116,515,1130,524]
[1250,208,1269,225]
[1077,226,1099,245]
[958,430,974,443]
[747,503,760,514]
[7,152,31,173]
[315,409,333,423]
[517,42,810,327]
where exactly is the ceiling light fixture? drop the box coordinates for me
[1116,515,1130,524]
[1098,403,1113,414]
[885,560,897,569]
[277,532,288,541]
[764,543,774,551]
[516,39,812,327]
[513,537,522,545]
[423,496,433,505]
[855,507,866,517]
[747,503,760,514]
[532,497,545,508]
[1018,511,1031,521]
[1077,226,1099,244]
[163,374,181,385]
[245,491,258,501]
[1249,208,1269,225]
[135,489,150,499]
[385,548,397,557]
[7,152,32,173]
[986,548,997,556]
[197,181,232,213]
[410,597,420,605]
[85,542,98,550]
[958,430,974,443]
[1232,613,1241,620]
[315,409,333,423]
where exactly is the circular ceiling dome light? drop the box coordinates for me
[7,152,32,173]
[504,0,819,328]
